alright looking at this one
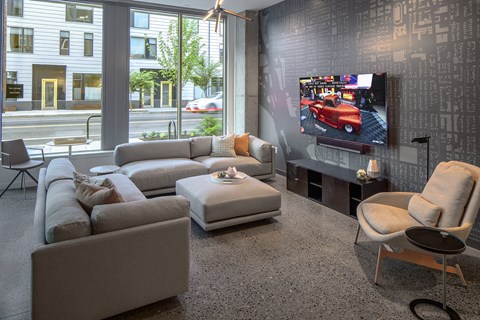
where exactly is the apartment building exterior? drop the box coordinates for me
[5,0,224,111]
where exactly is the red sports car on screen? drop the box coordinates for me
[301,95,362,133]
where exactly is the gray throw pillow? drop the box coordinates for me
[211,134,236,157]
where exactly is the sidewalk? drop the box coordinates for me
[2,107,179,118]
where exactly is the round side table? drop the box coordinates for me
[90,165,120,176]
[405,226,466,320]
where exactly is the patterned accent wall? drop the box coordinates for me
[258,0,480,249]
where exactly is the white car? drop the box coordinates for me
[185,92,223,112]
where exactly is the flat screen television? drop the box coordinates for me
[300,73,387,151]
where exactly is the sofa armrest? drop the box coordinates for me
[91,195,190,234]
[249,136,273,163]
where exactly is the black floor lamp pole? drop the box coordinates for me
[411,136,431,182]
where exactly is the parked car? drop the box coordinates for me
[185,92,223,112]
[301,94,362,133]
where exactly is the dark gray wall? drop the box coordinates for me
[258,0,480,248]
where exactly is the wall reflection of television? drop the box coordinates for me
[300,73,387,151]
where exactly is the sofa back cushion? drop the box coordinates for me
[248,136,272,163]
[190,136,212,158]
[114,139,191,166]
[45,180,92,243]
[421,162,475,228]
[45,158,75,189]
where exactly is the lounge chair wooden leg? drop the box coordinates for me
[375,245,384,285]
[354,224,361,244]
[455,264,467,287]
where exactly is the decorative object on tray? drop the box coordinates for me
[210,170,247,184]
[226,166,238,178]
[367,159,380,179]
[356,169,369,181]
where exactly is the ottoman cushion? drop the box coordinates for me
[176,175,281,223]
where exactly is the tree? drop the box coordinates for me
[129,70,158,108]
[191,56,222,96]
[157,18,204,88]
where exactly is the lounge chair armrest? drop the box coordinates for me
[27,147,45,161]
[361,192,417,210]
[1,151,12,168]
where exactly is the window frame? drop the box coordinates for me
[59,31,70,55]
[84,32,94,57]
[130,36,157,59]
[7,0,23,17]
[66,3,94,23]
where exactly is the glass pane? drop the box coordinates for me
[84,33,93,56]
[133,12,149,28]
[76,6,93,23]
[129,10,178,142]
[66,4,75,21]
[130,37,145,58]
[60,31,69,55]
[7,0,23,16]
[3,1,104,155]
[182,17,224,137]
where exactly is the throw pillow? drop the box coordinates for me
[75,178,124,214]
[234,133,250,156]
[408,193,442,227]
[211,134,236,157]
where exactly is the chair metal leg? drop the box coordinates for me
[0,171,22,199]
[25,170,39,184]
[22,171,26,199]
[354,224,361,244]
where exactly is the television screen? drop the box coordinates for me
[300,73,387,148]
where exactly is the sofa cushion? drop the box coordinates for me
[120,158,209,192]
[190,136,212,158]
[235,133,250,156]
[421,162,474,228]
[91,196,190,234]
[114,139,191,166]
[193,156,272,176]
[408,193,442,227]
[75,178,124,214]
[361,203,421,234]
[45,158,75,189]
[45,179,91,243]
[249,136,272,163]
[211,135,236,157]
[99,173,146,202]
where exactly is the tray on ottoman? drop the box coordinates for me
[176,174,281,231]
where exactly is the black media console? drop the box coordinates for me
[286,159,388,218]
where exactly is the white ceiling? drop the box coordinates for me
[134,0,283,12]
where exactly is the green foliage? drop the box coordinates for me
[197,115,222,136]
[191,56,222,95]
[157,19,204,88]
[130,70,159,108]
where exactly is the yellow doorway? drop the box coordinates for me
[42,79,57,109]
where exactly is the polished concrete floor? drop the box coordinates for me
[1,176,480,320]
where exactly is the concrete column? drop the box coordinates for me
[234,11,258,136]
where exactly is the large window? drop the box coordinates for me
[129,10,225,141]
[7,0,23,16]
[130,11,149,29]
[130,37,156,59]
[66,4,93,23]
[7,27,33,53]
[84,33,93,56]
[3,0,103,155]
[60,31,70,55]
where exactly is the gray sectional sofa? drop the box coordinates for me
[32,158,190,320]
[114,135,276,196]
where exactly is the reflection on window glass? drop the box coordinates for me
[7,27,33,53]
[3,0,103,155]
[131,11,149,28]
[84,33,93,56]
[130,37,145,58]
[60,31,70,55]
[66,4,93,23]
[7,0,23,16]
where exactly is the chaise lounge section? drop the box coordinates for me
[114,135,275,196]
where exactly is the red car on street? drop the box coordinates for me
[301,95,362,133]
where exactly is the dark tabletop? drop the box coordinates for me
[405,226,466,255]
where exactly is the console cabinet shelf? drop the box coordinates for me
[286,159,387,218]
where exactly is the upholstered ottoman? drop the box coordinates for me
[176,174,281,231]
